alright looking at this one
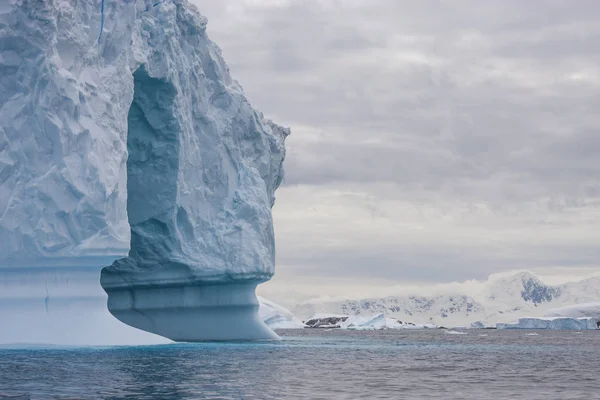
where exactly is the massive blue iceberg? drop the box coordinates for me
[0,0,288,342]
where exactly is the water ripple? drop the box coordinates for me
[1,329,599,399]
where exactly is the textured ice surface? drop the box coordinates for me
[0,0,287,341]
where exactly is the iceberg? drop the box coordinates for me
[497,317,599,330]
[341,314,437,330]
[0,0,287,342]
[341,314,426,330]
[258,297,304,330]
[470,321,495,329]
[0,266,171,345]
[342,313,387,330]
[445,330,468,335]
[386,319,437,330]
[0,267,293,345]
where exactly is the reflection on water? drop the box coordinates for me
[1,329,599,399]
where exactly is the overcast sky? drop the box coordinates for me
[191,0,600,301]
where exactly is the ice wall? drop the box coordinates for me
[0,0,287,342]
[0,266,170,345]
[497,317,599,330]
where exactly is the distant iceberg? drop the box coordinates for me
[343,314,436,330]
[470,321,486,329]
[342,314,387,330]
[258,297,304,330]
[496,303,600,330]
[497,317,599,330]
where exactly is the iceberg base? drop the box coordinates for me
[104,281,280,341]
[0,264,169,346]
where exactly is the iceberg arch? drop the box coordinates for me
[101,66,277,341]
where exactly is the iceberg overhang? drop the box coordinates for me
[103,281,278,341]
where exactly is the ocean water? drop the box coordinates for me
[1,329,598,399]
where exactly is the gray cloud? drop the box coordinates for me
[192,0,600,291]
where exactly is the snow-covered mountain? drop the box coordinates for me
[294,294,483,326]
[292,272,600,327]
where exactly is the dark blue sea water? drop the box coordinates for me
[1,329,599,399]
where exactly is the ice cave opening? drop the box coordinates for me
[125,66,180,264]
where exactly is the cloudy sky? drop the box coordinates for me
[192,0,600,302]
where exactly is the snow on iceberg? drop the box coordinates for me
[497,317,599,330]
[0,0,287,342]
